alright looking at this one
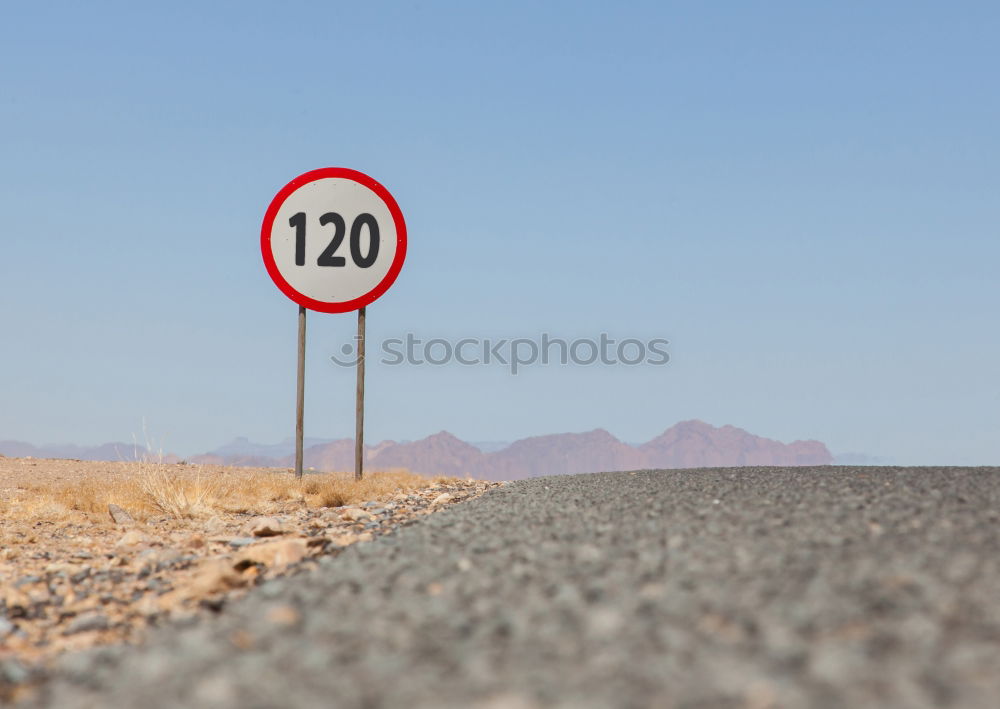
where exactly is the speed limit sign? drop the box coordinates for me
[261,167,407,313]
[261,167,406,482]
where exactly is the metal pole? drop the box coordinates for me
[295,305,306,478]
[355,306,366,481]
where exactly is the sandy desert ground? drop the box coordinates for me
[0,455,495,700]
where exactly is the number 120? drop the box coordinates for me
[289,212,379,268]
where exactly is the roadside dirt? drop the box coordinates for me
[0,455,496,699]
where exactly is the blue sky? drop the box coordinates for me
[1,2,997,463]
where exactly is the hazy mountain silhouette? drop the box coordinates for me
[0,440,171,462]
[1,421,833,478]
[190,420,833,479]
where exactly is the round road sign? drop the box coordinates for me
[261,167,407,313]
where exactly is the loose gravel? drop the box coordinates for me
[17,466,1000,708]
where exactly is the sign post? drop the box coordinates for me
[261,168,407,480]
[355,306,366,481]
[295,305,306,478]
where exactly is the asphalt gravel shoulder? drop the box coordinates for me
[16,466,1000,708]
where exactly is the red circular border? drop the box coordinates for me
[260,167,407,313]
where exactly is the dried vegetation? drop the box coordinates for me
[2,460,451,527]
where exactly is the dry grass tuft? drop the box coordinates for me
[3,462,449,524]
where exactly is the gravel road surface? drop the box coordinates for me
[23,467,1000,708]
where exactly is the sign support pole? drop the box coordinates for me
[295,305,306,479]
[355,306,366,481]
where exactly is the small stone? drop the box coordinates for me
[328,533,361,547]
[0,659,30,685]
[242,516,285,538]
[64,612,109,635]
[177,558,248,599]
[186,533,206,549]
[115,530,149,548]
[44,562,75,576]
[27,585,51,605]
[145,578,170,594]
[228,537,257,548]
[131,548,162,573]
[108,503,134,525]
[0,617,15,637]
[340,508,372,522]
[237,538,309,570]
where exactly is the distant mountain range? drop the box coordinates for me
[0,440,170,463]
[190,420,832,479]
[0,421,833,480]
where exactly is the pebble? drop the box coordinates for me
[186,534,206,549]
[145,579,170,594]
[63,613,110,635]
[114,530,148,548]
[340,508,372,522]
[238,539,309,570]
[107,504,134,525]
[0,617,16,637]
[242,517,285,538]
[0,659,30,685]
[430,493,453,506]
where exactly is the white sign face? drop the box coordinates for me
[261,168,407,313]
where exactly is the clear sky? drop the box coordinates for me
[1,2,997,463]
